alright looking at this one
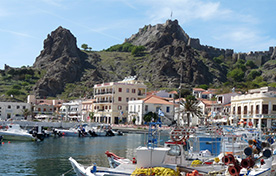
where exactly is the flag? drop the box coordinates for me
[121,111,124,115]
[158,109,164,117]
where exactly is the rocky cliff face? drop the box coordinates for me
[31,20,276,98]
[33,26,89,98]
[125,20,227,88]
[125,20,190,51]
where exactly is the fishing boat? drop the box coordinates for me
[0,124,36,141]
[69,122,181,176]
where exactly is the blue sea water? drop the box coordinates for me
[0,134,169,176]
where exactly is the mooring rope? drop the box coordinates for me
[61,168,73,176]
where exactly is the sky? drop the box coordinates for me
[0,0,276,69]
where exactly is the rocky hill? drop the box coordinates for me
[28,20,276,98]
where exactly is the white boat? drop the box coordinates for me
[69,157,136,176]
[69,122,180,176]
[0,124,36,141]
[53,123,122,137]
[90,124,123,136]
[53,123,92,137]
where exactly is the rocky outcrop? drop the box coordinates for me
[33,26,89,98]
[30,20,276,98]
[125,20,190,51]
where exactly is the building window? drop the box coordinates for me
[17,106,20,109]
[38,108,41,111]
[109,106,111,109]
[118,106,122,110]
[126,106,128,111]
[43,108,46,111]
[156,107,159,113]
[118,97,122,101]
[166,107,170,113]
[256,105,259,114]
[8,105,11,109]
[237,106,241,114]
[145,105,148,112]
[126,98,129,102]
[251,105,253,115]
[119,88,122,92]
[23,106,26,109]
[132,89,136,93]
[126,88,129,93]
[232,106,235,114]
[273,105,276,111]
[263,104,268,114]
[243,106,247,115]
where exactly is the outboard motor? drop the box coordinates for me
[106,130,115,136]
[36,126,45,141]
[88,130,98,137]
[117,130,123,136]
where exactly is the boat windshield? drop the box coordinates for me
[167,144,181,156]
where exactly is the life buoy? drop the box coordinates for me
[170,126,189,142]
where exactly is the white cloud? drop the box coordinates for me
[0,29,37,39]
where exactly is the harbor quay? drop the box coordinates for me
[0,120,172,134]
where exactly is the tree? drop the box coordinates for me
[81,44,88,51]
[180,95,202,127]
[227,68,244,82]
[88,47,92,51]
[198,84,209,90]
[143,112,158,123]
[22,108,32,120]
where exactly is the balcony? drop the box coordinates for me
[94,91,115,95]
[94,100,112,104]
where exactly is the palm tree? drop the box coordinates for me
[22,108,32,120]
[180,95,202,127]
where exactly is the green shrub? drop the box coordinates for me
[12,84,21,90]
[6,89,21,96]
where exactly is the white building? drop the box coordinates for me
[81,99,94,122]
[60,100,83,121]
[230,87,276,129]
[0,102,31,120]
[93,76,147,124]
[128,95,175,125]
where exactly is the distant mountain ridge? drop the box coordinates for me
[27,19,276,98]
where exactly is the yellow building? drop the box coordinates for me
[93,76,147,124]
[230,87,276,129]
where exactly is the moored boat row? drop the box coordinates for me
[68,123,276,176]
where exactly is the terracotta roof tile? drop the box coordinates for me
[142,95,176,105]
[193,88,205,91]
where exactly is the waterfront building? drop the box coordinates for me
[27,95,63,119]
[192,88,217,100]
[93,76,147,124]
[230,87,276,129]
[0,101,31,120]
[59,100,82,121]
[81,99,94,122]
[128,95,175,125]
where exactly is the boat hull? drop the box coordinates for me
[0,131,35,141]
